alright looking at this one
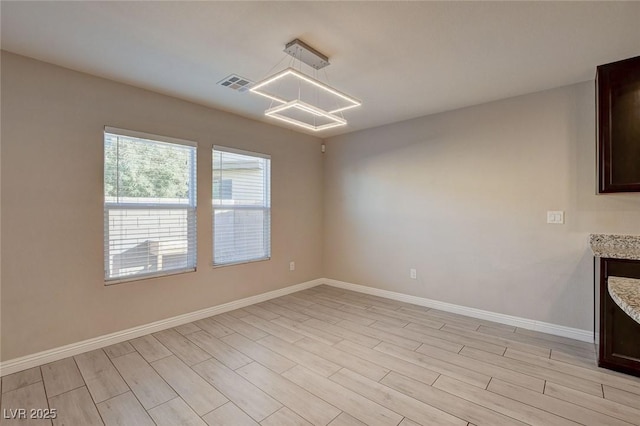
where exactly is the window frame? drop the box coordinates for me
[212,145,271,267]
[103,126,198,284]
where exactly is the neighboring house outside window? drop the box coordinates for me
[213,178,232,200]
[104,127,197,283]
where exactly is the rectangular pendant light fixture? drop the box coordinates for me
[265,100,347,132]
[251,39,361,132]
[251,68,361,114]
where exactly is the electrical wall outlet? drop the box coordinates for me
[547,211,565,224]
[289,261,295,271]
[410,268,417,279]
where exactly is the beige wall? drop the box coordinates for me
[0,52,324,361]
[323,82,640,331]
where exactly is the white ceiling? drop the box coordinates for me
[2,1,639,137]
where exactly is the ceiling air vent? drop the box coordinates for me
[217,74,253,92]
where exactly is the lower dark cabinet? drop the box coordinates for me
[595,257,640,377]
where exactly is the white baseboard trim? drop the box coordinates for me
[0,278,323,377]
[1,276,595,376]
[323,279,595,343]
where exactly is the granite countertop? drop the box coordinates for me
[608,276,640,325]
[590,234,640,261]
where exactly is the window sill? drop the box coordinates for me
[104,268,196,286]
[212,257,271,269]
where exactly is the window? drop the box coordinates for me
[213,146,271,266]
[104,127,197,283]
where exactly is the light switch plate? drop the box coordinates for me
[547,211,564,224]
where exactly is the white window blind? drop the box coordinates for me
[213,146,271,266]
[104,127,197,283]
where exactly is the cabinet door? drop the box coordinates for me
[599,258,640,377]
[597,55,640,193]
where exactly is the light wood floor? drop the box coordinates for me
[2,285,640,426]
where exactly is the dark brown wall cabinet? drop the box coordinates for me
[595,257,640,377]
[597,55,640,193]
